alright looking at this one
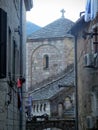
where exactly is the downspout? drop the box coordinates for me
[74,35,79,130]
[20,0,23,130]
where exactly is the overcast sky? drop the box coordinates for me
[26,0,86,27]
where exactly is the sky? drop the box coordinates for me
[26,0,86,27]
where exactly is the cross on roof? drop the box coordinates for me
[60,9,65,18]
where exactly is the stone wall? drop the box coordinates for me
[26,37,74,90]
[77,17,98,130]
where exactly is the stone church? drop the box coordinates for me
[26,11,75,130]
[26,10,74,91]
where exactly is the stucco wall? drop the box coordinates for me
[0,0,26,130]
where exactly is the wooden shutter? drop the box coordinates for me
[0,8,7,78]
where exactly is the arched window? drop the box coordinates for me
[58,103,63,117]
[33,105,35,112]
[43,104,46,111]
[64,96,72,110]
[43,55,49,69]
[40,104,42,112]
[36,104,39,112]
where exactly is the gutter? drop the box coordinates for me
[19,1,33,130]
[70,16,88,130]
[19,0,23,130]
[74,35,79,130]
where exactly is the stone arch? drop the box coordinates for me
[31,44,61,58]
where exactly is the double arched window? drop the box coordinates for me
[43,55,49,69]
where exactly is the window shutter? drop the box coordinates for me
[0,8,7,78]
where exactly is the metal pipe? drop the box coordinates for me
[74,35,79,130]
[19,0,23,130]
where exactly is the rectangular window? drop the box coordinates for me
[0,8,7,78]
[8,28,11,74]
[96,92,98,116]
[93,27,98,53]
[43,55,49,69]
[12,40,16,80]
[92,92,98,116]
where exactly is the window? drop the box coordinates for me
[43,55,49,69]
[93,27,98,53]
[91,91,98,117]
[95,92,98,116]
[8,28,11,75]
[33,105,35,112]
[64,97,72,110]
[40,104,42,112]
[84,0,98,22]
[58,103,63,117]
[0,8,7,78]
[43,104,46,111]
[12,40,16,80]
[36,104,39,112]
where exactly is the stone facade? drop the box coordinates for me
[26,37,74,90]
[0,0,32,130]
[71,14,98,130]
[26,14,74,90]
[26,12,74,130]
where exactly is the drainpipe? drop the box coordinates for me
[19,0,23,130]
[74,35,79,130]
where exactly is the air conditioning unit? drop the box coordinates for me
[93,53,98,68]
[86,116,95,129]
[84,53,94,67]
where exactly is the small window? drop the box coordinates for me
[95,92,98,116]
[12,40,17,80]
[8,28,11,74]
[64,97,72,110]
[93,27,98,53]
[33,105,35,112]
[58,103,63,117]
[43,55,49,69]
[40,104,42,112]
[36,104,39,112]
[43,104,46,111]
[91,92,98,116]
